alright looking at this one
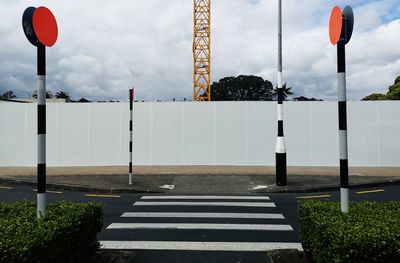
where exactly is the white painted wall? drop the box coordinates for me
[0,101,399,167]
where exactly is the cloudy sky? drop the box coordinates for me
[1,0,399,101]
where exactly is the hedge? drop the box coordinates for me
[299,201,400,263]
[0,201,103,263]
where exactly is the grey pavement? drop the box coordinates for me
[0,166,399,194]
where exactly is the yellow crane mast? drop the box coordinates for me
[193,0,211,101]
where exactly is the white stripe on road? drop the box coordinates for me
[121,212,284,219]
[133,201,275,207]
[141,195,270,200]
[100,241,303,251]
[107,223,293,231]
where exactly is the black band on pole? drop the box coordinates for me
[337,43,346,73]
[37,164,46,193]
[37,44,46,76]
[278,89,284,104]
[276,153,287,186]
[278,121,284,137]
[338,102,347,130]
[38,105,46,134]
[340,159,349,188]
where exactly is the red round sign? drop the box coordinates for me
[33,7,58,47]
[329,6,342,45]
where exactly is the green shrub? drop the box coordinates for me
[299,201,400,263]
[0,201,103,263]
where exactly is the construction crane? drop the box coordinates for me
[193,0,211,101]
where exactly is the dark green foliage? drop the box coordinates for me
[210,75,273,101]
[55,91,71,102]
[32,90,54,99]
[292,96,323,101]
[362,93,387,101]
[0,201,103,263]
[272,83,294,101]
[1,91,17,99]
[299,201,400,263]
[362,74,400,100]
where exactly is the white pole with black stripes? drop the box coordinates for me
[37,43,46,218]
[330,5,354,213]
[276,0,287,186]
[129,87,134,185]
[337,42,349,213]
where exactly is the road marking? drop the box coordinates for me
[85,194,120,198]
[158,185,175,190]
[107,223,293,231]
[356,189,385,195]
[33,189,63,194]
[133,201,275,207]
[141,195,270,200]
[121,212,285,219]
[250,185,269,190]
[297,194,331,199]
[0,186,12,189]
[100,241,303,251]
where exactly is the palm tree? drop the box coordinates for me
[32,90,54,99]
[273,83,294,101]
[55,91,71,102]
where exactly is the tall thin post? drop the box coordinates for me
[337,42,349,213]
[129,87,134,185]
[37,43,46,218]
[276,0,287,186]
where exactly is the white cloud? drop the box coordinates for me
[0,0,399,101]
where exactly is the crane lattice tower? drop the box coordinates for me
[193,0,211,101]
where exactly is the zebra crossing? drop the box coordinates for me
[100,195,302,252]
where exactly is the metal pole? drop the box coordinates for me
[129,88,133,185]
[37,43,46,218]
[276,0,287,186]
[337,42,349,213]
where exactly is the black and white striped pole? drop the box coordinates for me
[276,0,287,186]
[22,6,58,218]
[37,44,46,218]
[329,6,354,213]
[129,87,134,185]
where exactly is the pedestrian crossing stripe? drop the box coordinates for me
[141,195,270,200]
[100,241,303,251]
[107,223,293,231]
[133,201,276,207]
[121,212,284,219]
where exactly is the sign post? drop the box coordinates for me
[129,86,134,185]
[276,0,287,186]
[329,6,354,213]
[22,6,58,219]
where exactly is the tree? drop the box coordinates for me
[78,98,90,103]
[1,91,17,99]
[32,90,54,99]
[208,75,273,101]
[362,75,400,100]
[362,93,387,101]
[386,76,400,100]
[293,96,323,101]
[55,91,71,102]
[272,83,294,101]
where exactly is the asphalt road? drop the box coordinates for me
[1,184,399,263]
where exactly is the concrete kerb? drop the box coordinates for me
[253,179,400,194]
[0,177,166,194]
[1,176,400,195]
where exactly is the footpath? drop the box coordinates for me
[0,166,399,194]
